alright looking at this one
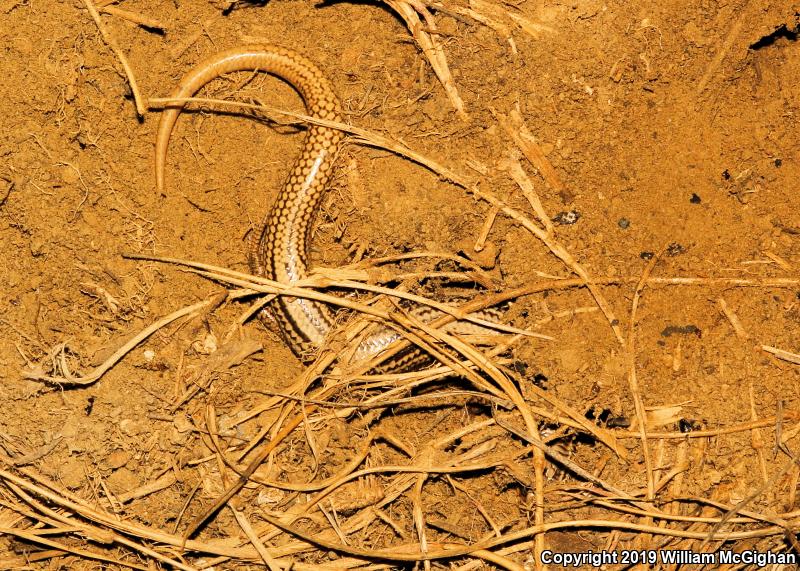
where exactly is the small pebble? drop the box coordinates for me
[106,449,131,470]
[689,193,701,204]
[552,210,580,225]
[617,218,630,229]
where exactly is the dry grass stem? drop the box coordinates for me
[22,298,216,385]
[626,246,665,510]
[501,154,553,233]
[718,297,749,339]
[762,345,800,365]
[99,4,165,30]
[383,0,467,118]
[82,0,146,117]
[474,204,500,251]
[495,108,565,194]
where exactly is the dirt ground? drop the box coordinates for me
[2,0,800,569]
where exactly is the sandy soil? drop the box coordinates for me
[1,0,800,568]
